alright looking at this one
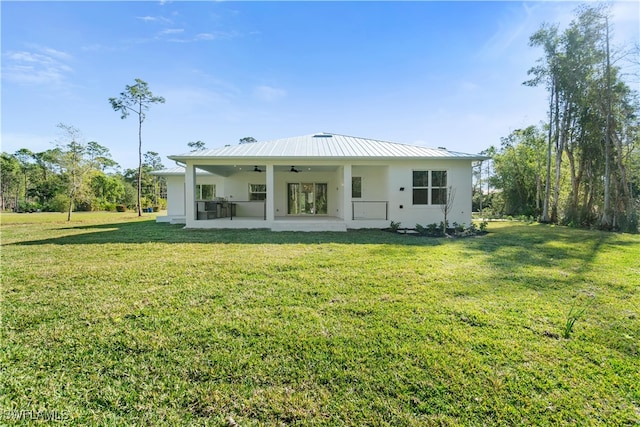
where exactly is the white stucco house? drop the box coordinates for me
[153,133,485,232]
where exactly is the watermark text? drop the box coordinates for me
[1,409,69,422]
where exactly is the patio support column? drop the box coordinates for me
[266,164,275,221]
[343,164,352,222]
[185,163,196,226]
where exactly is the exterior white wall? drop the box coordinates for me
[171,158,474,230]
[384,159,473,228]
[223,171,259,201]
[166,176,185,217]
[220,170,267,218]
[350,165,389,222]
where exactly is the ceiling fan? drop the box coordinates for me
[253,166,263,172]
[290,166,300,173]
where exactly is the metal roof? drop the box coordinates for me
[168,133,486,161]
[150,166,211,176]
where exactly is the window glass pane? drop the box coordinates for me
[352,177,362,198]
[288,183,300,214]
[201,184,215,200]
[432,188,447,204]
[316,184,328,214]
[432,171,447,187]
[413,189,428,205]
[413,171,429,187]
[249,183,266,201]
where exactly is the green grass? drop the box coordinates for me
[1,213,639,425]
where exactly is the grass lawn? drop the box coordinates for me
[1,212,639,425]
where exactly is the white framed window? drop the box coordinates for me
[249,184,266,201]
[412,170,447,205]
[196,184,215,200]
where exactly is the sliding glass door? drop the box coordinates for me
[287,183,327,215]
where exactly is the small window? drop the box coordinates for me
[196,184,215,200]
[249,184,266,201]
[412,170,447,205]
[352,177,362,198]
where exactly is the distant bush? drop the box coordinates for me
[47,194,70,213]
[140,197,152,209]
[103,202,117,212]
[17,201,39,213]
[157,198,167,210]
[75,199,92,212]
[116,205,127,212]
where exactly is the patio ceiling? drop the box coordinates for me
[194,164,340,177]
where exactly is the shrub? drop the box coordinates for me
[452,222,464,233]
[103,202,117,212]
[47,194,70,213]
[619,208,639,234]
[116,205,127,212]
[17,201,39,213]
[427,222,441,236]
[140,197,152,209]
[389,221,401,232]
[75,200,92,212]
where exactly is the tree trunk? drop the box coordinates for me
[612,132,630,204]
[551,100,569,223]
[137,104,143,217]
[600,16,612,228]
[566,149,578,214]
[540,85,554,223]
[67,196,73,221]
[67,177,75,222]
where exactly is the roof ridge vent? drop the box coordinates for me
[313,133,333,138]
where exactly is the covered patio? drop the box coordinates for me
[182,162,390,231]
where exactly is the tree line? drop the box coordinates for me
[1,123,168,217]
[476,5,639,232]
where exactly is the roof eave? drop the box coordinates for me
[168,155,488,162]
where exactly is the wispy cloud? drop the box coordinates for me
[159,28,184,36]
[195,33,217,41]
[160,30,239,43]
[254,85,287,102]
[2,46,73,86]
[137,15,172,24]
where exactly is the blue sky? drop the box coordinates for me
[2,1,638,170]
